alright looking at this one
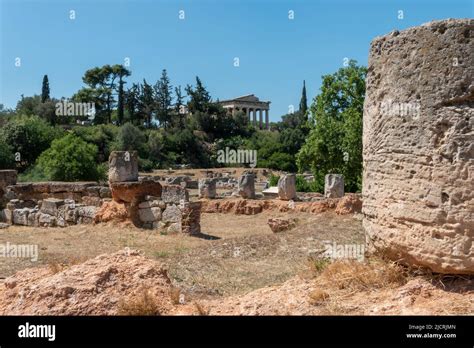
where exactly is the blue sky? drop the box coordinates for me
[1,0,472,121]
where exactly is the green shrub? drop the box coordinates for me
[0,116,64,170]
[72,124,118,162]
[269,174,280,186]
[114,123,147,157]
[17,165,48,182]
[37,134,104,181]
[138,157,154,172]
[0,139,15,169]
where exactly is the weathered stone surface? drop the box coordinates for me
[2,209,13,224]
[267,218,296,233]
[38,213,56,227]
[60,203,79,223]
[238,174,255,199]
[108,151,139,183]
[0,222,9,229]
[198,178,216,199]
[278,174,297,200]
[138,200,164,209]
[161,185,188,204]
[27,210,39,227]
[166,175,191,186]
[138,207,162,222]
[13,208,29,225]
[99,187,112,198]
[363,19,474,274]
[111,181,162,203]
[6,199,21,210]
[81,196,103,207]
[180,202,201,235]
[40,198,64,216]
[324,174,344,198]
[86,186,101,197]
[162,204,181,223]
[76,206,97,219]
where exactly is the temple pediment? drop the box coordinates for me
[233,94,260,102]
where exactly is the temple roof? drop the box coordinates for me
[219,94,270,104]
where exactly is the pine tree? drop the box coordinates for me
[299,80,307,114]
[41,75,50,103]
[185,76,211,113]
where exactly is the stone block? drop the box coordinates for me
[278,174,297,200]
[324,174,344,198]
[108,151,139,183]
[111,181,162,204]
[99,187,112,198]
[40,198,65,216]
[138,207,162,222]
[198,178,216,199]
[13,208,30,225]
[162,204,181,223]
[161,185,188,204]
[238,174,255,199]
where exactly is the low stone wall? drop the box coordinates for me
[2,182,111,205]
[1,198,99,227]
[0,180,111,227]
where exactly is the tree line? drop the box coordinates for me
[0,61,366,192]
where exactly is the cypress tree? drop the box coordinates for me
[41,75,50,103]
[299,80,307,114]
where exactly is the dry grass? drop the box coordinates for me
[307,257,331,277]
[308,288,330,305]
[48,262,65,274]
[169,286,181,305]
[317,258,409,291]
[117,287,161,316]
[194,302,209,315]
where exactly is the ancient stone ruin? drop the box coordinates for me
[277,174,296,200]
[324,174,344,198]
[0,152,202,235]
[0,178,110,227]
[198,178,217,199]
[103,151,201,234]
[237,173,256,199]
[363,19,473,274]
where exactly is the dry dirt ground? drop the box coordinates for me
[0,210,472,315]
[0,211,362,296]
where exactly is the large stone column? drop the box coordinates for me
[363,19,474,274]
[252,109,257,127]
[258,109,263,129]
[265,109,269,129]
